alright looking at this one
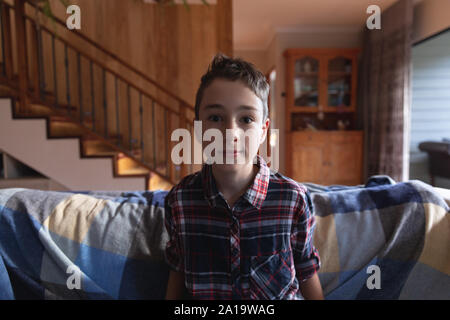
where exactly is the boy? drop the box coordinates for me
[164,53,323,300]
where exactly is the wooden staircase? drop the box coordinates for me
[0,0,196,190]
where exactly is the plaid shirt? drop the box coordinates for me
[164,155,320,300]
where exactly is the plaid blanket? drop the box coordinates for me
[0,177,449,300]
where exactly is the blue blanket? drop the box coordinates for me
[0,177,449,299]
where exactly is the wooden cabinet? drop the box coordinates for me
[290,131,363,185]
[284,48,363,185]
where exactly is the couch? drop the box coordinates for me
[0,176,449,300]
[419,139,450,186]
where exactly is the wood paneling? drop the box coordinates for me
[290,131,363,185]
[41,0,223,106]
[216,0,233,56]
[19,0,231,177]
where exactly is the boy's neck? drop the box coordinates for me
[211,161,259,208]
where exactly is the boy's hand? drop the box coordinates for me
[299,273,324,300]
[165,270,186,300]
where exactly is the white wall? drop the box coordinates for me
[274,31,362,174]
[410,30,450,188]
[235,30,362,175]
[413,0,450,43]
[0,99,146,191]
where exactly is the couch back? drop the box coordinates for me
[0,178,449,300]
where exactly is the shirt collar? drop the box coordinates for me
[201,154,270,210]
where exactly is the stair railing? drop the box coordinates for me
[0,0,196,186]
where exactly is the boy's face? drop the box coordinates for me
[197,78,270,170]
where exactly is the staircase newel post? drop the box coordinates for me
[14,0,29,114]
[29,21,40,102]
[1,2,14,81]
[179,104,188,179]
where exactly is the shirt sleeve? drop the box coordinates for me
[164,190,184,273]
[291,187,321,282]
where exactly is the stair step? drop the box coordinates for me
[28,104,53,116]
[117,148,143,159]
[49,117,87,137]
[83,133,123,145]
[148,172,173,191]
[0,85,16,97]
[82,139,121,157]
[117,156,150,176]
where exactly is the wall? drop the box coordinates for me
[0,98,146,190]
[413,0,450,43]
[4,0,232,175]
[234,0,450,178]
[236,30,362,175]
[233,49,268,74]
[410,30,450,188]
[39,0,232,106]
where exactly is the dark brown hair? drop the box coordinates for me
[194,53,269,122]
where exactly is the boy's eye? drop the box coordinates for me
[208,115,222,122]
[241,116,254,124]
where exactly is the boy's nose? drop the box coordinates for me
[223,129,246,152]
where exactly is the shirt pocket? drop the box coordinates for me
[249,250,295,300]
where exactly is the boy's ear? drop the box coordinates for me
[260,118,270,143]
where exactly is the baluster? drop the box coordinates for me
[127,84,132,151]
[0,3,12,80]
[139,93,144,162]
[51,34,58,110]
[35,4,46,101]
[151,100,156,170]
[64,43,71,115]
[90,60,95,131]
[38,46,45,102]
[164,108,171,181]
[77,52,83,123]
[179,105,188,179]
[103,69,108,138]
[27,21,40,102]
[14,0,28,113]
[0,3,4,76]
[188,123,193,175]
[115,77,120,146]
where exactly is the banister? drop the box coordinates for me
[26,16,186,118]
[1,0,195,187]
[24,0,195,112]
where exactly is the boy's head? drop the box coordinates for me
[194,53,270,168]
[195,53,270,122]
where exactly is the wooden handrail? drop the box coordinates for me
[0,0,197,187]
[24,0,195,112]
[27,16,186,118]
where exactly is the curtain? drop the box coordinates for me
[358,0,413,182]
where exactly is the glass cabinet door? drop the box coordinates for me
[327,56,353,108]
[293,56,319,108]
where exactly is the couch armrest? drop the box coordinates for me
[434,187,450,207]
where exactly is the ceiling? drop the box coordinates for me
[233,0,401,50]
